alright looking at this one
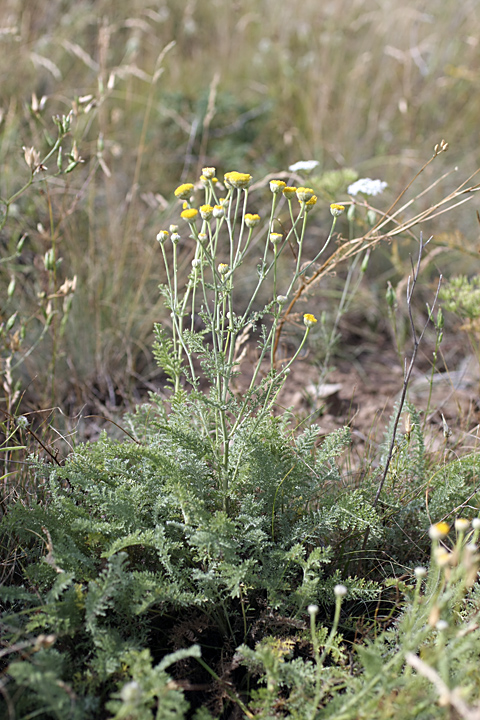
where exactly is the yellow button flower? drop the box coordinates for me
[200,204,214,220]
[330,203,345,217]
[270,180,286,194]
[181,208,198,222]
[174,183,194,199]
[224,171,252,189]
[283,186,297,199]
[303,313,318,328]
[429,522,450,540]
[296,187,315,202]
[245,213,261,228]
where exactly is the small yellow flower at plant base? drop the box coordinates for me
[303,313,318,328]
[218,263,229,275]
[181,208,198,222]
[305,195,317,212]
[270,180,286,194]
[201,167,216,179]
[330,203,345,217]
[296,186,315,202]
[429,521,450,540]
[245,213,261,228]
[224,171,252,189]
[282,186,297,199]
[200,204,214,220]
[270,232,283,246]
[213,205,225,219]
[174,183,194,199]
[156,230,169,244]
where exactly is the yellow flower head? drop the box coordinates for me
[270,233,283,245]
[181,208,198,222]
[296,187,315,203]
[283,186,297,199]
[213,205,225,218]
[303,313,318,328]
[174,183,194,199]
[200,204,214,220]
[218,263,229,275]
[224,171,253,190]
[270,180,286,194]
[245,213,261,228]
[305,195,318,212]
[330,203,345,217]
[429,522,450,540]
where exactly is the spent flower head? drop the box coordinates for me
[455,518,470,533]
[201,166,216,179]
[224,171,252,190]
[174,183,194,199]
[213,205,225,219]
[170,232,181,244]
[156,230,169,244]
[277,294,288,305]
[334,584,348,598]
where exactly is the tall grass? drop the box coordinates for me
[0,0,479,410]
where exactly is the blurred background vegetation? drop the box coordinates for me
[1,0,479,418]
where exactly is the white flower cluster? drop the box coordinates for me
[289,160,319,173]
[347,178,388,197]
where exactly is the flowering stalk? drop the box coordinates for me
[156,169,332,509]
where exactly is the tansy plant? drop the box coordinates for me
[154,168,343,511]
